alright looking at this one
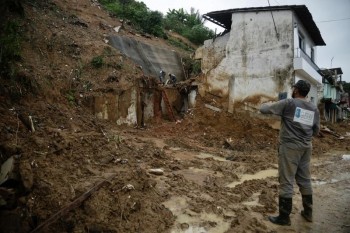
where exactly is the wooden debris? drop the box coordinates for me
[30,173,116,233]
[320,127,342,138]
[204,104,222,112]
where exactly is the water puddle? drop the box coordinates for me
[313,176,350,186]
[242,192,263,207]
[196,152,227,162]
[174,167,223,186]
[170,151,227,162]
[226,169,278,188]
[163,196,230,233]
[313,180,328,186]
[169,147,182,151]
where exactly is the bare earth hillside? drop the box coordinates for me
[0,1,349,233]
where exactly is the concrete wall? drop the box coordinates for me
[90,87,182,125]
[93,88,138,125]
[197,10,294,112]
[195,33,229,74]
[109,35,185,82]
[323,83,337,101]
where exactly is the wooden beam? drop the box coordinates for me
[30,173,116,233]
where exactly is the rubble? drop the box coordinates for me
[204,104,222,112]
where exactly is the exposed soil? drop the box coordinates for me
[0,1,349,233]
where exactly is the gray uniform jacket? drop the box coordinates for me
[260,98,320,149]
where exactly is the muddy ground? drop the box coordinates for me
[0,0,349,233]
[1,96,349,233]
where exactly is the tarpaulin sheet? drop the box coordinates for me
[108,35,185,81]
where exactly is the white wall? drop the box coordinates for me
[197,10,294,112]
[292,12,322,105]
[293,14,317,60]
[195,33,229,75]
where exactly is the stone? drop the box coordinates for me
[148,168,164,176]
[19,161,33,192]
[0,156,15,185]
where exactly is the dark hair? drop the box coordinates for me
[293,80,311,97]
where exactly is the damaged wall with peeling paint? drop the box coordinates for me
[91,88,137,125]
[196,10,296,112]
[85,86,182,126]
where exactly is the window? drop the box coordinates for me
[298,32,305,52]
[311,47,315,62]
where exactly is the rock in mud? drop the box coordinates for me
[148,168,164,175]
[19,161,33,192]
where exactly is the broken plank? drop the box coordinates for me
[204,104,222,112]
[30,173,116,233]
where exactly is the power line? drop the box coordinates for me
[316,17,350,23]
[267,0,279,40]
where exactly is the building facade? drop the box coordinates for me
[319,68,348,122]
[196,5,325,112]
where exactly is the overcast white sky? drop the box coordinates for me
[139,0,350,82]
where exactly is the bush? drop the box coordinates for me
[99,0,165,37]
[91,56,104,68]
[164,8,214,45]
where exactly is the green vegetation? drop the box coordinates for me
[99,0,165,38]
[65,89,76,105]
[98,0,214,45]
[164,8,214,45]
[167,38,194,52]
[182,56,201,77]
[91,56,104,68]
[343,81,350,94]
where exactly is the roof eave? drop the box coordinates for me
[204,5,326,46]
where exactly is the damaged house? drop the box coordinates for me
[195,5,326,112]
[319,67,348,122]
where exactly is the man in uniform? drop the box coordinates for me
[260,80,320,226]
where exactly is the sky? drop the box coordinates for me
[139,0,350,82]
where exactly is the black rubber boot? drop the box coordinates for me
[301,195,313,222]
[268,197,292,226]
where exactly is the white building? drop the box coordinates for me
[195,5,325,112]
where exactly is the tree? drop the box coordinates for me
[164,7,214,45]
[343,81,350,94]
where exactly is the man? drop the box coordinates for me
[169,73,177,84]
[260,80,320,226]
[159,69,166,84]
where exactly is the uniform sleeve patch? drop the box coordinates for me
[293,107,315,126]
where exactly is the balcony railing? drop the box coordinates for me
[295,48,320,72]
